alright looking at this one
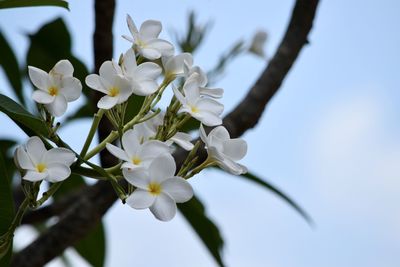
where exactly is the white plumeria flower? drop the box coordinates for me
[121,48,162,96]
[134,112,194,150]
[105,129,170,173]
[28,60,82,117]
[123,15,174,60]
[124,154,193,221]
[200,124,247,175]
[86,61,132,109]
[248,30,268,58]
[162,53,193,80]
[183,64,223,98]
[173,73,224,126]
[14,136,75,182]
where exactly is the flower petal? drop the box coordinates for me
[170,132,194,151]
[132,80,159,96]
[97,95,118,109]
[60,77,82,101]
[172,86,187,106]
[52,60,73,76]
[140,47,162,60]
[23,170,47,182]
[197,98,224,115]
[165,53,193,77]
[209,125,230,140]
[199,87,224,98]
[45,94,67,117]
[126,14,139,37]
[28,66,49,91]
[26,136,46,164]
[99,60,120,82]
[194,110,222,126]
[222,139,247,161]
[123,168,149,189]
[85,74,108,94]
[139,140,170,162]
[135,62,162,80]
[199,124,209,145]
[106,143,129,161]
[149,193,176,221]
[148,154,176,183]
[126,189,156,209]
[146,39,174,57]
[15,147,34,170]
[46,163,71,182]
[122,48,137,75]
[32,90,54,104]
[43,148,75,166]
[162,177,193,203]
[139,20,162,40]
[121,129,140,158]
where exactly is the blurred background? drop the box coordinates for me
[1,0,400,266]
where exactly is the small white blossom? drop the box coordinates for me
[173,73,223,126]
[86,61,132,109]
[28,60,82,117]
[124,154,193,221]
[200,124,247,175]
[121,49,162,95]
[106,129,170,173]
[123,15,174,60]
[14,136,75,182]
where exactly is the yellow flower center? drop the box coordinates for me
[48,86,58,96]
[109,87,120,97]
[190,105,199,113]
[131,156,141,165]
[148,182,162,196]
[36,163,47,173]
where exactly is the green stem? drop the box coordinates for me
[185,157,215,179]
[80,109,105,158]
[35,182,63,207]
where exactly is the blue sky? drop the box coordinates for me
[1,0,400,266]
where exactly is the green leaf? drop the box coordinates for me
[0,152,15,266]
[0,31,23,106]
[74,222,106,267]
[0,0,69,10]
[53,175,106,267]
[238,171,314,226]
[0,139,17,182]
[0,94,47,136]
[178,195,225,267]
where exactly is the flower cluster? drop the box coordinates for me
[18,15,248,222]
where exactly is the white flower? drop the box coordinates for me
[183,64,223,98]
[162,53,193,80]
[28,60,82,117]
[133,112,194,151]
[121,49,162,96]
[200,124,247,175]
[14,136,75,182]
[105,129,170,173]
[248,30,268,58]
[123,15,174,60]
[124,154,193,221]
[173,74,224,126]
[86,61,132,109]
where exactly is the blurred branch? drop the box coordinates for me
[11,0,320,266]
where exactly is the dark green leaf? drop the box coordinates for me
[0,139,17,182]
[0,31,23,105]
[0,152,15,266]
[124,95,145,124]
[178,195,224,267]
[74,222,106,267]
[238,171,314,226]
[0,94,47,136]
[0,0,69,10]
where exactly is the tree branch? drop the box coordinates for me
[11,1,319,266]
